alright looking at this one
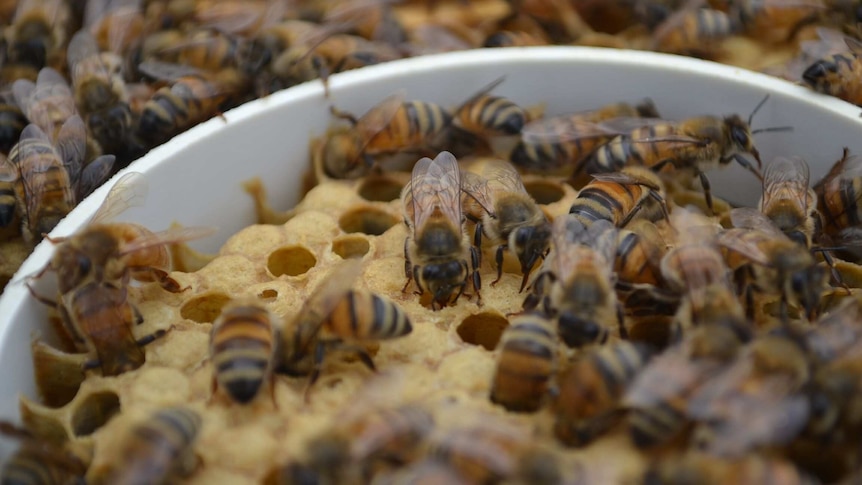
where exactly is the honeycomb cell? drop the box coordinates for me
[180,292,232,323]
[19,396,68,445]
[31,340,87,408]
[358,177,404,202]
[71,391,121,437]
[524,180,565,205]
[331,235,370,259]
[456,312,509,350]
[258,289,279,300]
[338,208,399,236]
[268,245,317,277]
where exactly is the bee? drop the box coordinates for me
[12,67,78,140]
[209,300,278,405]
[67,30,135,155]
[401,151,477,309]
[452,77,530,138]
[137,60,245,144]
[660,206,744,330]
[153,28,246,73]
[650,6,738,58]
[731,0,827,44]
[552,340,654,447]
[760,156,819,247]
[321,92,453,180]
[644,452,819,485]
[801,35,862,107]
[490,311,558,413]
[814,148,862,241]
[5,0,72,72]
[686,330,813,456]
[615,219,668,289]
[315,0,408,45]
[0,90,27,153]
[717,207,827,321]
[279,259,412,387]
[461,159,551,291]
[307,404,435,482]
[587,98,785,202]
[7,117,114,241]
[84,0,146,57]
[239,19,329,90]
[28,172,214,298]
[430,417,561,484]
[91,406,201,485]
[510,99,659,172]
[0,420,89,484]
[624,319,751,448]
[568,166,670,229]
[526,217,623,348]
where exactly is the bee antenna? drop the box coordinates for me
[748,94,771,126]
[751,126,794,135]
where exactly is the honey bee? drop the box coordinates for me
[490,311,558,413]
[585,98,785,212]
[552,340,654,447]
[568,166,670,229]
[430,417,561,484]
[0,420,88,484]
[686,330,813,455]
[615,219,669,289]
[452,77,530,138]
[5,0,72,72]
[660,206,744,329]
[644,452,819,485]
[153,28,246,73]
[718,207,827,321]
[136,60,246,143]
[814,148,862,242]
[624,319,751,448]
[84,0,146,57]
[401,151,477,309]
[510,99,659,172]
[321,92,453,179]
[0,90,27,153]
[759,156,819,247]
[301,404,435,482]
[12,66,78,139]
[209,300,278,405]
[239,19,330,91]
[651,5,738,57]
[29,172,215,297]
[461,159,551,291]
[526,217,623,348]
[8,117,115,241]
[315,0,408,45]
[91,406,201,484]
[801,35,862,106]
[67,30,135,155]
[731,0,827,44]
[279,259,413,387]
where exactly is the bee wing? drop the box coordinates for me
[453,76,505,114]
[11,79,36,121]
[84,0,140,27]
[195,0,279,35]
[408,152,462,234]
[120,225,218,256]
[55,115,87,183]
[480,159,528,194]
[21,68,76,137]
[78,155,116,201]
[16,125,73,227]
[137,60,203,82]
[0,154,17,182]
[623,344,718,408]
[355,91,406,142]
[67,31,104,87]
[292,259,364,351]
[845,36,862,56]
[90,172,148,224]
[671,205,720,244]
[520,117,624,144]
[590,171,661,191]
[716,228,774,266]
[460,170,496,217]
[729,207,787,239]
[760,156,811,212]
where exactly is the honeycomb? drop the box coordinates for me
[19,166,668,483]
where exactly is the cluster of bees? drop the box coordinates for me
[4,0,862,483]
[1,0,862,281]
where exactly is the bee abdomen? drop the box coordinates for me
[628,404,686,448]
[491,316,557,412]
[327,290,412,340]
[211,306,275,403]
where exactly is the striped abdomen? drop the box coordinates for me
[802,53,862,105]
[325,290,412,341]
[457,94,527,136]
[211,303,276,404]
[817,174,862,237]
[139,76,228,137]
[490,313,557,412]
[511,118,618,171]
[366,101,451,155]
[9,140,75,237]
[569,178,651,227]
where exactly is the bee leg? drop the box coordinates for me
[492,245,506,287]
[339,343,377,374]
[619,203,644,228]
[136,328,168,348]
[303,342,328,402]
[329,106,358,126]
[469,255,482,306]
[132,304,144,325]
[731,154,763,182]
[695,170,715,216]
[648,191,671,222]
[616,303,628,340]
[402,239,414,294]
[820,249,851,293]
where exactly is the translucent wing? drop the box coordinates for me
[55,115,87,184]
[760,156,811,214]
[460,170,496,217]
[355,91,405,142]
[623,342,719,409]
[16,68,76,138]
[591,171,662,191]
[120,225,218,256]
[520,117,624,144]
[67,30,104,88]
[15,125,74,228]
[480,159,527,195]
[453,76,505,115]
[408,151,462,234]
[137,60,203,82]
[716,228,774,266]
[729,207,787,240]
[800,27,850,60]
[90,172,148,224]
[0,153,17,182]
[84,0,141,28]
[77,155,116,200]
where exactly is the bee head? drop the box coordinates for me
[512,222,551,290]
[421,260,466,308]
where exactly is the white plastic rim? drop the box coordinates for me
[1,46,861,447]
